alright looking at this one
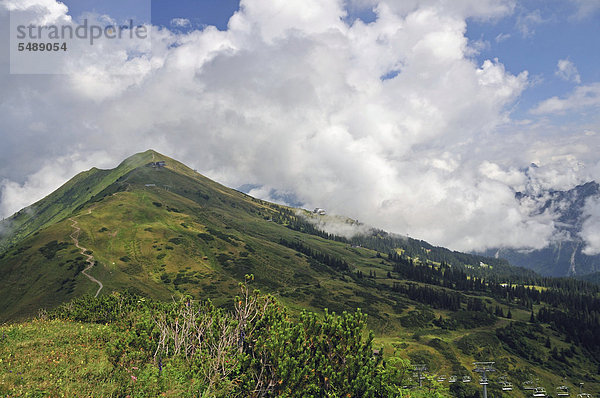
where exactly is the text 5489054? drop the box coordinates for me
[18,42,67,52]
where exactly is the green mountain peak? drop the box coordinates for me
[0,150,188,251]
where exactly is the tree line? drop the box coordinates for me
[278,238,349,271]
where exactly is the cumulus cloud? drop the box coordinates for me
[0,0,598,253]
[555,59,581,84]
[530,83,600,114]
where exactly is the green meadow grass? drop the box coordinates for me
[0,319,119,397]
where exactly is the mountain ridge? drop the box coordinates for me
[0,149,533,323]
[0,150,167,252]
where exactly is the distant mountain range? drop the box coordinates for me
[482,180,600,277]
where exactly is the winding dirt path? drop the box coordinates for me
[69,217,103,298]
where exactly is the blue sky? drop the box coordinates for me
[62,0,240,30]
[61,0,152,24]
[151,0,239,30]
[464,0,600,120]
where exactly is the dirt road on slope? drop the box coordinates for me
[69,217,103,298]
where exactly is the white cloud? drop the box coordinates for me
[170,18,190,28]
[1,0,599,254]
[1,0,70,24]
[229,0,348,43]
[530,83,600,114]
[0,151,114,218]
[581,196,600,255]
[479,161,527,187]
[354,0,516,20]
[495,32,511,43]
[569,0,600,20]
[298,210,373,238]
[516,9,544,38]
[555,59,581,84]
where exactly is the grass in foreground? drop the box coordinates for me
[0,319,119,397]
[1,278,451,398]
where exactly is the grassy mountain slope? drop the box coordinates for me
[1,150,392,321]
[0,150,599,396]
[0,150,160,252]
